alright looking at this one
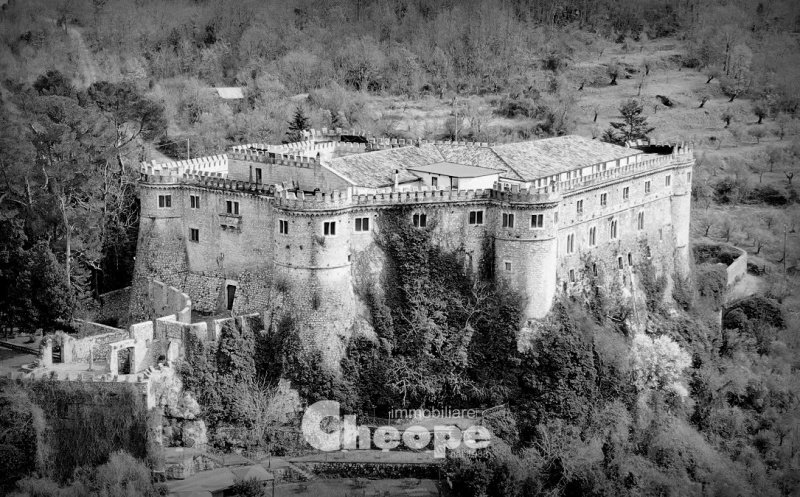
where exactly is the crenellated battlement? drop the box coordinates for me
[139,154,229,176]
[556,147,693,194]
[228,149,320,168]
[273,184,560,212]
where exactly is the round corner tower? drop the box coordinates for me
[491,190,561,319]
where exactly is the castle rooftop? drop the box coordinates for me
[408,162,500,178]
[491,135,642,180]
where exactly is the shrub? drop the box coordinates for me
[694,263,727,309]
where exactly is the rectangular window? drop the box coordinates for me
[600,193,607,206]
[468,210,484,225]
[255,168,262,184]
[645,181,651,193]
[637,211,645,230]
[569,269,575,282]
[623,187,629,200]
[687,172,691,183]
[628,252,633,266]
[226,200,240,215]
[618,256,624,269]
[589,226,596,246]
[531,214,544,229]
[355,217,370,232]
[554,212,559,223]
[504,261,512,272]
[610,220,618,239]
[502,213,515,228]
[451,177,459,189]
[431,176,438,188]
[324,221,336,236]
[659,228,663,241]
[279,219,289,234]
[158,195,172,208]
[190,228,199,242]
[592,263,598,277]
[665,175,671,186]
[190,195,201,209]
[576,200,583,214]
[413,213,427,228]
[566,233,575,253]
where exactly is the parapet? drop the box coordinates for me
[554,148,693,194]
[274,185,560,212]
[228,149,320,169]
[139,154,229,176]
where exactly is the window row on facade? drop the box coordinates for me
[571,174,675,215]
[563,212,648,254]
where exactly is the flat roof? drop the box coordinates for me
[408,162,500,178]
[214,87,244,99]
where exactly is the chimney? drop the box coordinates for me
[393,169,399,191]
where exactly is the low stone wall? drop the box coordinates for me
[97,286,132,325]
[63,324,130,363]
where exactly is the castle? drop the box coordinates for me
[130,129,694,364]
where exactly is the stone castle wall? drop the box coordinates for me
[130,147,694,365]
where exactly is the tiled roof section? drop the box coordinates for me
[433,144,523,180]
[490,135,642,180]
[324,146,445,187]
[408,162,500,178]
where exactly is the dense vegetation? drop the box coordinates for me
[0,0,799,495]
[0,379,153,490]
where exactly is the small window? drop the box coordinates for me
[431,176,438,188]
[589,226,596,246]
[600,193,607,206]
[592,263,598,277]
[687,172,692,183]
[451,177,459,189]
[158,195,172,208]
[618,256,624,269]
[468,210,484,225]
[190,228,199,242]
[255,168,262,183]
[637,211,644,230]
[569,269,575,282]
[504,261,512,272]
[623,187,629,200]
[610,220,618,239]
[502,213,515,228]
[413,213,427,228]
[576,200,583,214]
[279,220,289,234]
[665,175,671,186]
[566,233,575,254]
[190,195,200,209]
[324,221,336,236]
[645,181,651,193]
[226,200,240,215]
[554,212,559,223]
[355,217,370,232]
[531,214,544,229]
[659,228,663,240]
[628,252,633,266]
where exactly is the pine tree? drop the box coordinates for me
[286,106,310,142]
[602,99,655,145]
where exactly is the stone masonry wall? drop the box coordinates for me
[132,150,693,366]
